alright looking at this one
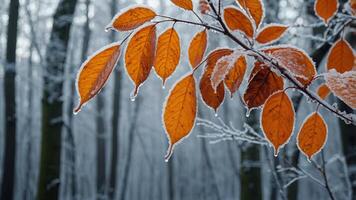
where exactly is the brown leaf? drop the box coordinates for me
[297,112,328,160]
[317,83,330,99]
[236,0,264,27]
[223,6,254,38]
[314,0,338,24]
[171,0,193,10]
[200,49,233,112]
[327,39,354,73]
[325,69,356,109]
[261,91,295,156]
[263,46,316,86]
[224,56,247,97]
[108,6,156,31]
[256,24,288,44]
[243,61,284,110]
[189,29,208,68]
[125,25,156,96]
[154,28,181,85]
[164,74,197,161]
[75,43,121,113]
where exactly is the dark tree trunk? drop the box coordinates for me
[1,0,19,199]
[96,94,107,199]
[37,0,78,199]
[241,113,262,200]
[95,0,108,195]
[108,1,121,199]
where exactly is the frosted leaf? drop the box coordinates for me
[210,50,242,91]
[262,45,316,85]
[325,69,356,109]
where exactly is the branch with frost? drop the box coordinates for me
[156,0,355,124]
[196,117,268,145]
[196,117,333,192]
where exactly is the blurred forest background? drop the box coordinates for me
[0,0,355,200]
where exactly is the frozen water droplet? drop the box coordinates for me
[214,113,218,117]
[246,110,250,117]
[162,85,166,90]
[105,26,111,32]
[130,91,136,102]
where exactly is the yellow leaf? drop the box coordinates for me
[314,0,338,24]
[125,25,156,96]
[75,43,121,113]
[327,39,354,73]
[189,30,208,68]
[261,91,295,156]
[297,112,328,160]
[107,6,156,31]
[223,6,254,38]
[154,28,181,85]
[164,74,197,161]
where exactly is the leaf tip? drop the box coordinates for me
[164,143,174,162]
[273,147,279,157]
[73,102,83,115]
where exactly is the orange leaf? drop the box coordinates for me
[263,46,316,86]
[256,24,288,44]
[223,6,254,38]
[125,25,156,96]
[211,52,241,91]
[261,91,295,156]
[75,43,121,113]
[326,39,354,73]
[314,0,338,24]
[154,28,181,85]
[297,112,328,160]
[200,49,232,112]
[243,61,284,110]
[325,69,356,109]
[107,6,156,31]
[164,74,197,161]
[171,0,193,10]
[189,30,208,68]
[224,56,247,97]
[350,0,356,15]
[236,0,264,27]
[317,83,330,99]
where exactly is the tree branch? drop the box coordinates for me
[206,0,354,125]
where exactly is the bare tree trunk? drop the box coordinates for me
[63,42,78,200]
[120,98,141,200]
[241,113,262,200]
[108,1,121,199]
[37,0,78,199]
[1,0,19,199]
[23,41,35,200]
